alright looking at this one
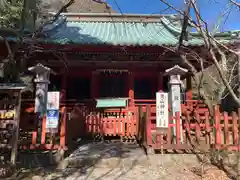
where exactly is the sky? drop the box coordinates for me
[106,0,240,31]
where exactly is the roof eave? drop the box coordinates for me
[49,12,181,22]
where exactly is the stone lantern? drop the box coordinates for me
[28,63,55,118]
[164,65,188,143]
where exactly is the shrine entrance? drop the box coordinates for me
[99,71,128,98]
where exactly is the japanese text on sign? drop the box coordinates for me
[46,109,59,129]
[46,91,60,132]
[47,91,60,110]
[156,92,168,128]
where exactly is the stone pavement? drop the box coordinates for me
[18,142,231,180]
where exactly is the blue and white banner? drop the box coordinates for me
[46,109,59,130]
[46,91,60,132]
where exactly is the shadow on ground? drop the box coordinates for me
[14,141,144,180]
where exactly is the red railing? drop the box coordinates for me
[145,103,240,151]
[19,98,240,152]
[19,106,67,150]
[86,107,138,138]
[214,106,240,151]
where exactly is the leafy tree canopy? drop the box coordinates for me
[0,0,24,28]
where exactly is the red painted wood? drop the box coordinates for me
[128,72,134,106]
[133,71,157,78]
[32,131,37,145]
[121,116,125,136]
[91,72,99,98]
[146,105,152,146]
[223,112,229,145]
[214,105,221,147]
[131,111,135,135]
[96,114,100,133]
[185,112,190,142]
[21,99,240,152]
[186,76,193,101]
[233,112,238,145]
[61,69,67,101]
[89,113,92,133]
[37,44,172,54]
[41,116,46,145]
[113,115,116,136]
[67,70,91,77]
[157,73,163,92]
[205,111,211,144]
[195,111,201,143]
[60,107,66,148]
[20,144,67,150]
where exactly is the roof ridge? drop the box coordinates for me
[51,12,180,17]
[52,13,181,23]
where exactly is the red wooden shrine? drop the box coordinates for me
[0,13,239,152]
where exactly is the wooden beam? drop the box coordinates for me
[91,71,99,98]
[60,68,67,101]
[157,72,164,92]
[128,72,134,106]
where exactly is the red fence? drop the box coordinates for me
[19,99,240,152]
[144,103,240,152]
[86,108,138,139]
[19,100,139,150]
[214,106,240,151]
[19,107,67,150]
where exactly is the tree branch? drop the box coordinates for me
[229,0,240,7]
[178,0,191,49]
[35,0,75,36]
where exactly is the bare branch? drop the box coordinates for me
[178,0,191,49]
[35,0,75,36]
[209,48,240,105]
[229,0,240,7]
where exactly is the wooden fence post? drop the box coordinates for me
[136,106,141,141]
[146,105,151,147]
[41,116,46,145]
[60,107,66,149]
[205,111,211,145]
[232,112,238,145]
[223,112,229,145]
[195,111,201,143]
[214,105,221,148]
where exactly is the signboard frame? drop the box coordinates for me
[156,92,169,129]
[46,91,60,133]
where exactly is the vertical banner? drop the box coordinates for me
[156,92,169,128]
[47,91,60,110]
[171,85,181,113]
[46,91,60,133]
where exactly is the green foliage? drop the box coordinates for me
[0,0,24,28]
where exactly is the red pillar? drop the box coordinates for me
[128,72,134,106]
[91,71,99,98]
[61,69,67,102]
[157,72,163,92]
[186,75,192,101]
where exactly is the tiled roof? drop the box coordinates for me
[2,13,239,47]
[40,14,182,46]
[40,13,238,46]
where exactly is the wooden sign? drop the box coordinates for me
[47,91,60,110]
[46,92,60,133]
[156,92,169,128]
[0,110,15,120]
